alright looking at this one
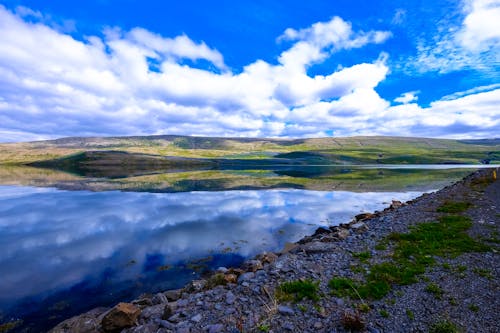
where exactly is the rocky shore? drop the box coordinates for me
[51,168,499,333]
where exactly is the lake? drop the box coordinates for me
[0,165,484,331]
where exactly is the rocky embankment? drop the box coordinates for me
[51,168,499,333]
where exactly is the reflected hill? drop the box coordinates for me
[0,164,478,193]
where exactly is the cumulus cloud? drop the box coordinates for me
[394,91,419,104]
[410,0,500,74]
[0,5,498,141]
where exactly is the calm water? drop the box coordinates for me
[0,166,481,331]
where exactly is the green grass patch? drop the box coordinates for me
[353,251,371,262]
[429,320,460,333]
[379,309,389,318]
[468,304,479,312]
[277,279,320,302]
[406,309,415,320]
[331,214,490,301]
[472,267,493,279]
[425,283,444,299]
[437,201,472,214]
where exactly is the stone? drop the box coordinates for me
[256,251,278,264]
[241,260,263,272]
[226,291,236,305]
[164,289,182,302]
[390,200,403,209]
[184,280,206,293]
[190,314,202,323]
[313,322,323,329]
[151,293,168,305]
[224,273,238,284]
[300,241,338,254]
[355,213,375,221]
[283,323,294,331]
[101,302,141,332]
[350,222,368,233]
[216,267,228,273]
[336,228,350,239]
[238,272,255,284]
[312,226,331,237]
[277,305,294,315]
[49,307,108,333]
[162,302,178,320]
[139,304,163,320]
[206,324,224,333]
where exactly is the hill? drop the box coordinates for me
[0,136,498,169]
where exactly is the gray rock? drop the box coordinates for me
[206,324,224,333]
[226,291,236,304]
[225,307,236,315]
[152,292,168,305]
[190,314,202,323]
[163,302,178,320]
[164,289,182,302]
[237,272,255,283]
[139,304,163,320]
[278,305,294,315]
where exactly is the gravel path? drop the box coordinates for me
[50,168,499,333]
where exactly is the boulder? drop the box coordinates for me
[256,251,278,264]
[350,222,368,233]
[355,213,375,221]
[241,260,263,272]
[101,303,141,332]
[164,289,182,302]
[49,307,108,333]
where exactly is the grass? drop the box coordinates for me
[472,267,493,279]
[428,320,460,333]
[468,304,479,312]
[425,283,444,299]
[437,201,472,214]
[406,309,415,320]
[353,251,371,262]
[379,309,389,318]
[277,279,320,302]
[329,214,490,300]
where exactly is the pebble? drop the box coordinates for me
[206,324,224,333]
[225,291,236,305]
[278,305,295,315]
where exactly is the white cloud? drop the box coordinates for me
[410,0,500,74]
[0,5,498,141]
[459,0,500,51]
[394,91,419,104]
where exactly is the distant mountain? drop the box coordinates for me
[0,135,498,169]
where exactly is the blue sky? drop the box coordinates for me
[0,0,498,141]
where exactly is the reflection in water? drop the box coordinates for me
[0,186,423,330]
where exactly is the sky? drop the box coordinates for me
[0,0,498,142]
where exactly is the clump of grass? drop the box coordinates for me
[357,303,371,313]
[277,279,320,302]
[429,320,460,333]
[297,304,307,312]
[406,309,415,320]
[353,251,371,262]
[425,283,444,299]
[437,201,472,214]
[341,311,365,331]
[205,273,227,288]
[379,309,389,318]
[472,267,493,279]
[257,324,270,332]
[468,304,479,312]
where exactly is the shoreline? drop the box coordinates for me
[49,167,499,333]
